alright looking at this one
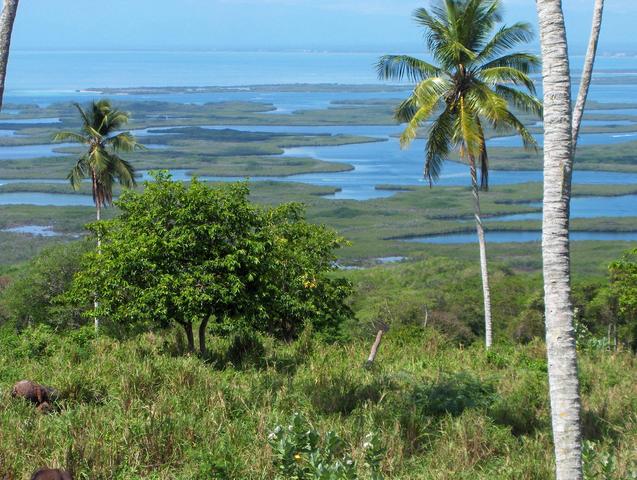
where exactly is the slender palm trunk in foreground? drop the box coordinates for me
[572,0,604,149]
[469,157,493,348]
[0,0,18,112]
[94,199,101,333]
[536,1,582,478]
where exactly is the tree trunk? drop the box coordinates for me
[198,316,210,357]
[183,323,195,353]
[572,0,604,152]
[469,157,493,349]
[535,1,583,479]
[0,0,19,112]
[96,201,102,246]
[93,201,101,332]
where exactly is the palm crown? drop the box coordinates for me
[54,100,142,209]
[377,0,542,189]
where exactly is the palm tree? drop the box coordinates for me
[54,100,142,227]
[377,0,541,349]
[0,0,19,112]
[535,0,604,478]
[54,100,142,333]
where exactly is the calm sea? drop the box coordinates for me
[5,50,637,95]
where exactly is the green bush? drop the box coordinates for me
[0,241,89,329]
[268,413,384,480]
[412,372,497,418]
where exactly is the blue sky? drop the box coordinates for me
[11,0,636,53]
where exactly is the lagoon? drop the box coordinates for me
[403,231,637,244]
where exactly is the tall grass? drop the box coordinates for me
[0,325,635,479]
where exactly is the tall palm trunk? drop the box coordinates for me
[535,1,582,479]
[469,156,493,349]
[572,0,604,150]
[0,0,18,112]
[93,172,101,333]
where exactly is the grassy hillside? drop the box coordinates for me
[1,255,636,479]
[0,324,635,479]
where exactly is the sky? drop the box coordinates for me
[9,0,637,54]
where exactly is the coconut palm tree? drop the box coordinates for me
[377,0,541,349]
[54,100,142,226]
[535,0,604,478]
[54,100,142,333]
[0,0,19,112]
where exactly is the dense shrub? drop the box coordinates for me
[411,372,497,417]
[268,413,384,480]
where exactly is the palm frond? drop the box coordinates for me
[478,66,536,93]
[67,155,89,191]
[476,119,489,190]
[424,106,455,185]
[466,82,511,126]
[494,85,543,117]
[106,132,145,152]
[455,96,483,157]
[89,146,112,175]
[502,111,539,150]
[399,77,450,147]
[52,131,89,144]
[73,103,91,128]
[376,55,441,82]
[414,6,476,68]
[478,52,540,74]
[395,95,420,123]
[107,152,137,189]
[475,22,535,64]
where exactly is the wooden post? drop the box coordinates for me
[364,323,389,369]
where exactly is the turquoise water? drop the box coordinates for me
[404,231,637,244]
[491,195,637,222]
[0,50,635,246]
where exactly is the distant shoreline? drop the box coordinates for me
[80,84,412,95]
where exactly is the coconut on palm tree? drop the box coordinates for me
[377,0,541,349]
[54,100,143,225]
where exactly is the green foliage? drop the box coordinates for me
[66,173,352,353]
[608,248,637,349]
[0,325,635,479]
[54,99,142,209]
[0,241,89,329]
[268,413,384,480]
[583,441,637,480]
[377,0,540,187]
[344,257,542,344]
[411,372,497,417]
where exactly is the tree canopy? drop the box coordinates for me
[66,173,353,354]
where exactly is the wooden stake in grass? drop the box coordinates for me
[365,321,389,369]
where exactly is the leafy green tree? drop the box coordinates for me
[377,0,541,349]
[1,242,89,329]
[608,249,637,350]
[54,99,142,224]
[66,173,352,355]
